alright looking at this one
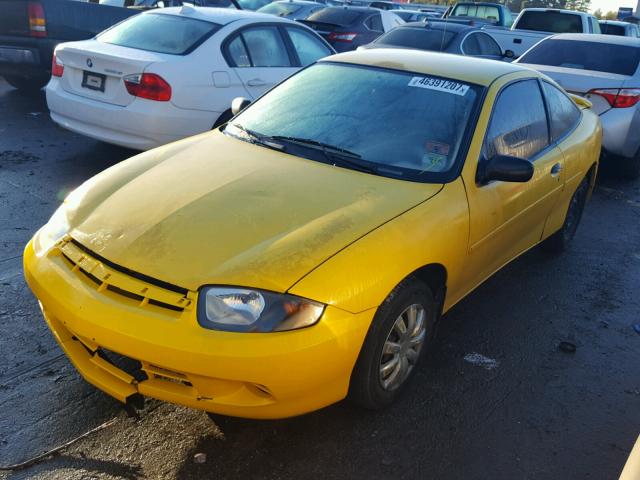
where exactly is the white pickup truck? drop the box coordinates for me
[485,8,601,58]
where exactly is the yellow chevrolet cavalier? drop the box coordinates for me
[24,50,601,419]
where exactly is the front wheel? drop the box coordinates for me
[541,177,589,254]
[348,278,437,410]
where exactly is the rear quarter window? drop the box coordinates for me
[98,13,220,55]
[519,39,640,76]
[516,11,583,33]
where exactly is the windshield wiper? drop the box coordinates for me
[270,136,378,174]
[226,123,284,151]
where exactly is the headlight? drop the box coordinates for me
[197,287,325,333]
[33,205,70,257]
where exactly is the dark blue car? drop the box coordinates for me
[360,21,513,60]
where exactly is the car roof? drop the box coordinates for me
[401,21,471,32]
[599,20,633,26]
[273,0,322,4]
[324,49,529,86]
[520,8,587,14]
[321,5,381,13]
[548,33,640,46]
[150,6,290,25]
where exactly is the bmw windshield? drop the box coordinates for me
[225,62,482,183]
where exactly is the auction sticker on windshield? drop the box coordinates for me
[408,77,469,96]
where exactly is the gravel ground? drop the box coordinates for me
[0,77,639,480]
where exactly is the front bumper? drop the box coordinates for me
[24,239,374,419]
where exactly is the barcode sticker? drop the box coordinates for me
[408,77,469,96]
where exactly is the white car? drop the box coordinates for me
[46,7,335,150]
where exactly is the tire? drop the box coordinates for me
[4,75,47,94]
[348,277,438,410]
[212,109,234,129]
[541,177,589,254]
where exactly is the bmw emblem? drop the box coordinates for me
[86,58,93,68]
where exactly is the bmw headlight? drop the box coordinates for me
[33,205,70,257]
[197,287,325,333]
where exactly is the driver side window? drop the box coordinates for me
[484,80,549,161]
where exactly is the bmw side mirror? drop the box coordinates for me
[503,49,515,59]
[478,154,533,184]
[231,97,251,116]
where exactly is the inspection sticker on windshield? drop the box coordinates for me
[408,77,469,96]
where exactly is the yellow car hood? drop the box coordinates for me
[69,132,442,292]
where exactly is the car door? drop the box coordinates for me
[224,24,298,99]
[539,80,586,238]
[460,78,565,289]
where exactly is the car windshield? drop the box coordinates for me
[376,28,457,51]
[519,39,640,76]
[226,62,481,182]
[516,11,583,33]
[258,2,302,16]
[98,13,220,55]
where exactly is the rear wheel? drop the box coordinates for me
[349,278,437,410]
[541,177,589,254]
[3,75,47,94]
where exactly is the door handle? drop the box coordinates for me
[247,79,266,87]
[550,163,562,177]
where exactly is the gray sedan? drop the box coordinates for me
[257,0,325,20]
[517,34,640,178]
[360,22,511,61]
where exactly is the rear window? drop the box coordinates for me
[376,28,456,51]
[258,2,302,16]
[452,4,500,22]
[306,8,365,26]
[600,23,626,36]
[516,11,583,33]
[97,13,220,55]
[519,39,640,76]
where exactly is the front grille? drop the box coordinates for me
[57,238,194,314]
[98,348,148,382]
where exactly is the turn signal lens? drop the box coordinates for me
[123,73,172,102]
[328,32,357,42]
[28,1,46,38]
[51,53,64,77]
[589,88,640,108]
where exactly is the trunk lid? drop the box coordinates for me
[298,20,342,39]
[69,132,442,292]
[524,64,629,115]
[56,40,168,107]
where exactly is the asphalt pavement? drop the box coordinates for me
[0,77,639,480]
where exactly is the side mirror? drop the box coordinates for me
[503,49,515,59]
[479,154,533,184]
[231,97,251,116]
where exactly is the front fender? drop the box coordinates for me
[288,178,470,314]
